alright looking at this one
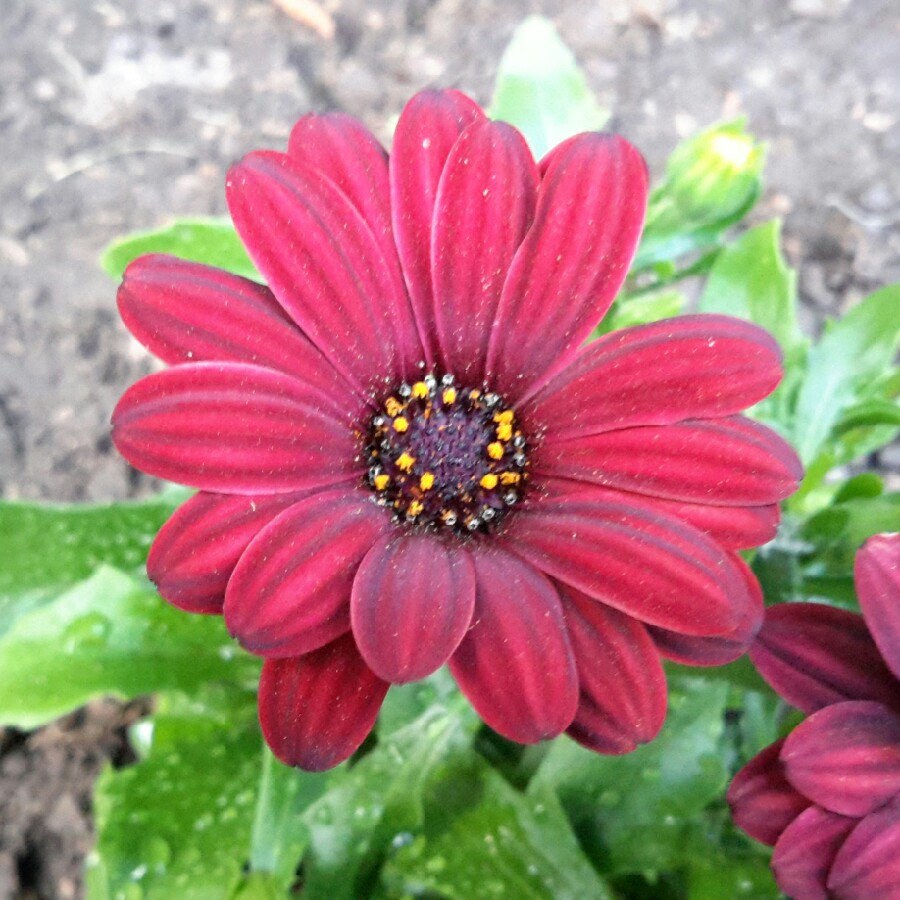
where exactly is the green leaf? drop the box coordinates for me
[301,697,479,899]
[635,119,765,269]
[0,566,258,729]
[793,285,900,464]
[597,288,685,335]
[383,764,613,899]
[87,686,316,900]
[248,743,327,888]
[101,218,261,282]
[698,220,802,361]
[490,16,609,159]
[834,398,900,434]
[0,495,183,637]
[533,677,730,876]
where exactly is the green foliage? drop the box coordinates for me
[635,119,765,269]
[0,495,183,636]
[383,766,614,899]
[792,284,900,467]
[534,678,732,878]
[490,16,609,159]
[300,697,480,899]
[86,686,314,899]
[698,220,803,363]
[101,218,260,282]
[0,566,257,729]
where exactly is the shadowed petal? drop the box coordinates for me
[828,794,900,899]
[390,89,485,367]
[855,533,900,682]
[525,314,784,437]
[226,151,421,391]
[781,701,900,817]
[650,553,763,666]
[112,363,360,495]
[225,489,390,657]
[503,482,750,637]
[486,133,648,400]
[749,603,900,715]
[431,119,538,382]
[559,583,667,754]
[535,415,802,506]
[117,255,355,414]
[148,491,306,614]
[258,634,389,772]
[449,546,578,743]
[771,805,856,900]
[727,739,811,846]
[351,533,476,683]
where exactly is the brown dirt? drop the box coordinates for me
[1,0,898,896]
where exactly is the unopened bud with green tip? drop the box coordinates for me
[635,118,766,269]
[665,119,766,225]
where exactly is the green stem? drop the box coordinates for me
[248,739,279,873]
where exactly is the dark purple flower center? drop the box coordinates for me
[365,373,528,534]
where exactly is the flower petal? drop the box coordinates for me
[771,805,857,900]
[225,489,390,657]
[855,532,900,682]
[503,482,750,637]
[431,119,538,382]
[828,794,900,899]
[390,89,485,367]
[652,499,780,550]
[749,602,900,715]
[727,739,811,846]
[524,314,784,437]
[288,111,392,246]
[112,362,359,494]
[535,415,802,506]
[117,256,353,413]
[258,634,389,771]
[226,151,420,392]
[449,546,578,743]
[650,553,764,666]
[486,133,648,399]
[559,583,667,754]
[147,491,306,614]
[780,700,900,817]
[351,533,476,683]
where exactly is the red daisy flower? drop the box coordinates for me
[728,533,900,899]
[112,89,801,772]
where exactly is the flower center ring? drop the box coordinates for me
[365,373,528,533]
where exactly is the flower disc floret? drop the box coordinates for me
[366,374,527,533]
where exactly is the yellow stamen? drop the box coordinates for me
[496,422,513,442]
[385,397,403,417]
[407,500,424,517]
[493,410,515,425]
[397,452,415,472]
[480,473,499,490]
[500,471,521,485]
[393,416,409,433]
[469,389,481,400]
[419,472,435,491]
[487,442,504,460]
[374,473,390,491]
[411,381,429,399]
[442,387,457,404]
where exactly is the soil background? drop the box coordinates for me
[1,0,898,896]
